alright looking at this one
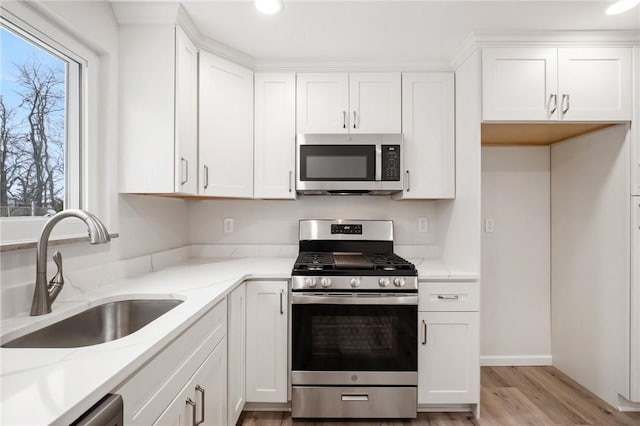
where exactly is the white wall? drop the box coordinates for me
[551,124,630,407]
[0,2,189,318]
[481,146,551,365]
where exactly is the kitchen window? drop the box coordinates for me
[1,20,81,218]
[0,3,107,246]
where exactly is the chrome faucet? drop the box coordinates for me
[30,209,111,316]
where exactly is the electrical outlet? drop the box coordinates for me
[223,218,234,234]
[418,217,428,233]
[484,218,495,233]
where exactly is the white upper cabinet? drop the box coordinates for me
[254,73,296,199]
[349,73,401,133]
[296,72,401,133]
[119,24,198,194]
[199,52,254,198]
[558,48,632,122]
[482,47,632,122]
[394,73,455,200]
[297,73,349,133]
[174,26,198,195]
[482,48,557,121]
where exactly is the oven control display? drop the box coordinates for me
[331,224,362,234]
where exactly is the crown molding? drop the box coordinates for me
[253,58,452,73]
[110,1,181,25]
[451,30,640,70]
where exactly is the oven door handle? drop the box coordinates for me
[291,294,418,305]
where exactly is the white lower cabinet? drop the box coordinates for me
[114,301,227,425]
[632,198,640,402]
[155,338,228,425]
[228,283,247,424]
[246,280,289,403]
[417,282,479,406]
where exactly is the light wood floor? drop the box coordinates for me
[239,366,640,425]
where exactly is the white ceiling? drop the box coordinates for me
[181,1,640,66]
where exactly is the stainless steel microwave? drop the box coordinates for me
[296,134,403,195]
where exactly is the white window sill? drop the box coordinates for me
[0,233,119,252]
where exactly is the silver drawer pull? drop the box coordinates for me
[437,295,460,300]
[341,393,369,401]
[186,398,197,426]
[195,385,205,425]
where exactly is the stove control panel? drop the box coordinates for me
[331,224,362,235]
[292,276,418,291]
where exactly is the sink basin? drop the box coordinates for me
[2,299,183,348]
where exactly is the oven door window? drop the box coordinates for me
[299,145,376,181]
[292,304,417,371]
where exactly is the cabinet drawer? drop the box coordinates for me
[114,300,227,425]
[419,282,479,312]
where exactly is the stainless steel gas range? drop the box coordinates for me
[290,219,418,419]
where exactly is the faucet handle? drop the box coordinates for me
[48,251,64,301]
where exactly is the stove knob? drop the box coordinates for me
[321,278,332,288]
[305,277,317,288]
[378,277,390,287]
[394,277,406,287]
[350,278,361,288]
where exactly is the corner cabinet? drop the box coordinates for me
[254,73,296,199]
[393,73,455,200]
[119,24,198,194]
[199,52,254,198]
[114,301,227,425]
[417,282,479,407]
[482,47,632,122]
[227,283,246,425]
[296,73,401,134]
[154,338,228,425]
[246,280,289,403]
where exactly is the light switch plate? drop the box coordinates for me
[418,218,428,233]
[484,218,495,233]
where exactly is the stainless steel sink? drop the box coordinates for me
[2,299,183,348]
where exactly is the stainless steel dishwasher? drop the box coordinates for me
[71,394,123,426]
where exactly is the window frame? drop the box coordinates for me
[0,3,109,246]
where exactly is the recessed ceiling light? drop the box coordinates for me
[255,0,283,15]
[605,0,640,15]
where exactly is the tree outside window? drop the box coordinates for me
[1,25,66,217]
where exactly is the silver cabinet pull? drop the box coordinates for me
[195,385,205,425]
[561,94,570,114]
[353,111,357,129]
[437,295,460,300]
[203,165,209,190]
[180,157,188,185]
[406,170,411,192]
[548,94,557,115]
[421,320,427,345]
[186,398,197,426]
[280,289,284,314]
[289,170,293,193]
[342,111,346,129]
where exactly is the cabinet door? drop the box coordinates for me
[254,73,296,199]
[349,73,401,133]
[632,199,640,402]
[558,47,632,121]
[154,340,227,426]
[418,311,479,404]
[199,52,254,197]
[395,73,454,199]
[174,25,198,194]
[246,281,288,403]
[482,47,558,121]
[296,73,349,133]
[228,284,246,425]
[197,338,228,426]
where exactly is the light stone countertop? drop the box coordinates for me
[0,256,478,425]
